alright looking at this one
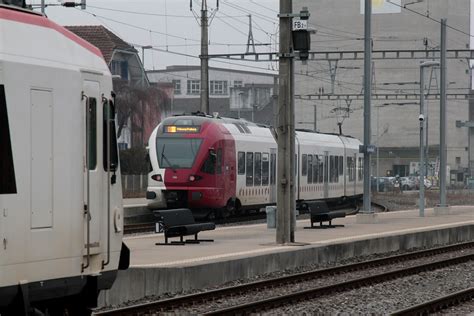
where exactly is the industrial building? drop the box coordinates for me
[294,0,471,185]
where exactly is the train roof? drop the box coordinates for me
[0,5,109,73]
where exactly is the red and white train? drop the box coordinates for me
[147,113,364,218]
[1,3,128,315]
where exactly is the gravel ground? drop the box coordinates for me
[168,249,474,314]
[373,190,474,211]
[263,261,473,315]
[442,298,474,314]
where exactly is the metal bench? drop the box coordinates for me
[154,209,215,245]
[304,201,346,229]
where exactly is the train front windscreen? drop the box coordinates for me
[156,138,203,169]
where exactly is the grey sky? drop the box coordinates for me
[28,0,279,72]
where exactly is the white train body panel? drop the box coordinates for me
[0,5,126,309]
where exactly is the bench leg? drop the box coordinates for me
[186,233,214,243]
[156,235,186,246]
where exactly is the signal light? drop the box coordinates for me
[151,174,163,182]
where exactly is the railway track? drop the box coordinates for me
[93,241,473,315]
[391,287,474,315]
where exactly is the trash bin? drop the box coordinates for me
[265,206,276,229]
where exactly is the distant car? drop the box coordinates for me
[400,177,416,191]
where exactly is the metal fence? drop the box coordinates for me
[121,174,147,197]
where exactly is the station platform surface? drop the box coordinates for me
[100,206,474,306]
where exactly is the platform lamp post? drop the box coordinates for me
[419,61,439,217]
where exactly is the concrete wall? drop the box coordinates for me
[294,0,470,175]
[99,224,473,307]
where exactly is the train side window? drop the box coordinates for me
[262,153,269,186]
[339,156,344,176]
[319,156,324,183]
[302,154,307,176]
[246,152,254,186]
[347,157,353,182]
[216,148,222,174]
[324,155,329,183]
[0,85,17,194]
[307,155,313,184]
[313,155,319,183]
[270,153,276,185]
[238,151,245,174]
[103,100,119,172]
[254,152,262,186]
[358,157,363,181]
[87,98,97,170]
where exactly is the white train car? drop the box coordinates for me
[146,114,363,218]
[0,4,128,315]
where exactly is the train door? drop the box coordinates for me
[269,148,277,204]
[324,151,329,198]
[82,79,103,257]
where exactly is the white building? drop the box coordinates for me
[147,66,277,125]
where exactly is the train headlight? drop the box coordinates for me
[189,175,202,182]
[152,174,163,182]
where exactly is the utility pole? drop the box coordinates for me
[276,0,294,244]
[200,0,210,114]
[246,15,256,54]
[357,0,377,223]
[435,19,450,214]
[41,0,45,14]
[191,0,219,114]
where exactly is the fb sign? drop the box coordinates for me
[292,19,308,31]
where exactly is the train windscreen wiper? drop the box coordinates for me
[160,145,177,173]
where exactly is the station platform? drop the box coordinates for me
[99,206,474,307]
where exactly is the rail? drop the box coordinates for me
[93,242,473,315]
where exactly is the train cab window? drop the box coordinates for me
[103,100,119,172]
[0,85,16,194]
[238,152,245,174]
[262,153,269,186]
[216,148,222,174]
[87,98,97,170]
[201,151,216,174]
[254,152,262,186]
[246,152,254,186]
[313,155,319,183]
[270,153,276,185]
[307,155,313,184]
[302,154,307,176]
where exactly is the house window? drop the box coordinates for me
[172,80,181,95]
[456,157,461,164]
[210,80,228,95]
[111,60,129,80]
[187,80,200,95]
[234,80,243,88]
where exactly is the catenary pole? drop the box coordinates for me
[276,0,294,244]
[362,0,372,214]
[200,0,210,114]
[439,18,448,207]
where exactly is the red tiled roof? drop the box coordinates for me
[65,25,136,64]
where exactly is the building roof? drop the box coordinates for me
[65,25,136,64]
